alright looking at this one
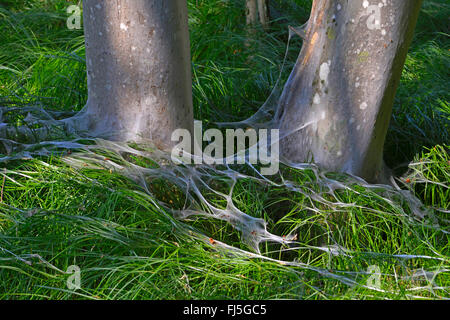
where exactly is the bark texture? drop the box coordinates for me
[276,0,423,183]
[81,0,194,148]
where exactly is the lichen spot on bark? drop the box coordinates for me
[319,62,330,85]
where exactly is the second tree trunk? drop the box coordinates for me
[276,0,422,183]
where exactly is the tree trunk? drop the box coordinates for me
[257,0,270,29]
[276,0,422,183]
[246,0,270,28]
[246,0,259,26]
[80,0,194,148]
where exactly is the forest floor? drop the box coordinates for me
[0,0,448,299]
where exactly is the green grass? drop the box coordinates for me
[0,0,448,300]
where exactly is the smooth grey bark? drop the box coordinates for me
[79,0,194,149]
[276,0,423,183]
